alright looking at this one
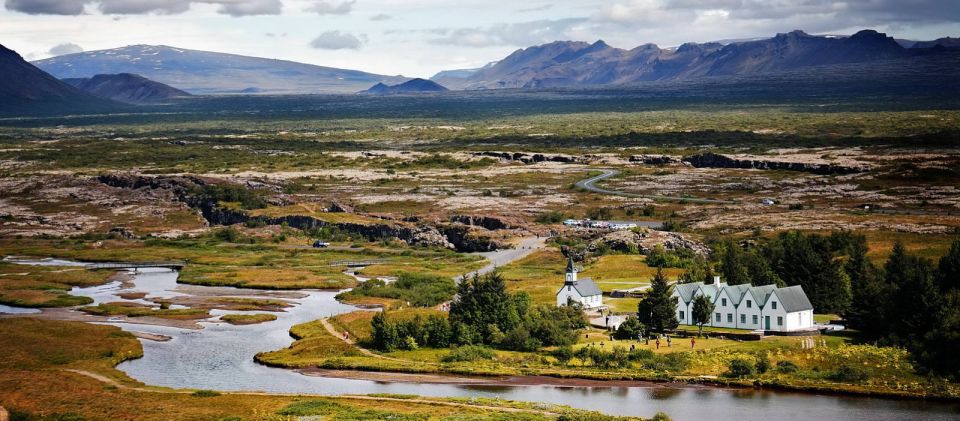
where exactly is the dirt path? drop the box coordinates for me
[318,317,411,363]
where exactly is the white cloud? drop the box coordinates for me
[217,0,281,16]
[309,30,363,49]
[431,18,588,47]
[305,0,354,15]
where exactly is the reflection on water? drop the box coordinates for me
[8,259,960,420]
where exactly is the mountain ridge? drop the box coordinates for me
[436,29,956,90]
[34,45,409,95]
[0,44,119,115]
[63,73,192,104]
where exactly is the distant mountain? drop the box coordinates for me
[453,29,944,90]
[0,44,118,115]
[363,78,448,94]
[63,73,191,104]
[34,45,409,94]
[430,61,497,90]
[909,37,960,49]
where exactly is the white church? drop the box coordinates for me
[556,257,604,309]
[671,276,815,332]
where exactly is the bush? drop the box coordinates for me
[614,316,645,340]
[191,390,221,397]
[535,211,569,224]
[500,327,542,352]
[553,345,574,365]
[441,345,495,363]
[776,360,798,373]
[828,365,869,383]
[725,357,756,378]
[756,354,770,374]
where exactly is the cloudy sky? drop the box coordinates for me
[3,0,959,77]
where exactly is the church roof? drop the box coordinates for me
[571,278,602,297]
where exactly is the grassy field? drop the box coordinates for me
[219,313,278,325]
[0,262,115,308]
[0,238,484,291]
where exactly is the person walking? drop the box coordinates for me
[691,336,696,348]
[666,335,671,348]
[655,338,660,350]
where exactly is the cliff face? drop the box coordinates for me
[682,152,866,175]
[472,151,579,164]
[97,173,505,252]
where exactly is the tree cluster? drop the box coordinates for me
[370,272,586,352]
[337,272,456,308]
[846,239,960,378]
[637,268,679,332]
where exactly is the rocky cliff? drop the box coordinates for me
[683,152,866,175]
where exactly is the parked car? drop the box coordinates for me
[312,240,330,248]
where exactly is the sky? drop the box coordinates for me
[2,0,959,78]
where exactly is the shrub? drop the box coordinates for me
[756,354,770,374]
[725,357,756,378]
[441,345,495,363]
[614,316,645,340]
[535,211,569,224]
[553,345,574,365]
[191,390,221,397]
[776,360,798,373]
[828,365,869,383]
[652,412,673,421]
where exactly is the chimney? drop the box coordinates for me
[713,275,721,284]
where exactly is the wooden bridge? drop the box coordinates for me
[85,261,186,271]
[330,260,386,268]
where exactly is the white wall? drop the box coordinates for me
[557,286,602,309]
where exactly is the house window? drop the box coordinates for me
[752,315,758,324]
[715,312,721,322]
[777,316,783,326]
[746,300,752,308]
[721,298,727,306]
[772,301,777,310]
[740,314,746,324]
[727,313,733,323]
[679,311,685,320]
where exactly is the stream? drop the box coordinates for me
[3,260,960,420]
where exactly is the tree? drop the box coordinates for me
[370,312,398,351]
[691,294,715,337]
[764,231,851,313]
[614,316,645,340]
[719,240,750,285]
[844,238,888,339]
[553,345,574,366]
[937,239,960,293]
[449,271,520,336]
[638,268,678,332]
[680,256,714,284]
[884,242,941,345]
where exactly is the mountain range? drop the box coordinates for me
[0,44,118,115]
[435,30,958,90]
[63,73,191,104]
[363,78,448,95]
[33,45,408,95]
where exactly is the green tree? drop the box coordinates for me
[449,271,520,336]
[937,239,960,293]
[719,240,750,285]
[691,294,715,337]
[885,242,941,345]
[764,231,851,313]
[614,316,645,340]
[844,239,888,339]
[638,268,678,333]
[679,256,713,284]
[370,312,398,351]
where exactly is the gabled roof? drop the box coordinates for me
[749,284,778,307]
[572,277,602,297]
[773,285,814,312]
[723,284,752,305]
[674,282,701,303]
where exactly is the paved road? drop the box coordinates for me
[574,169,737,204]
[457,236,546,282]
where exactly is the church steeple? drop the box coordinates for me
[565,257,578,285]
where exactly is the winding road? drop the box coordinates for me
[575,169,738,204]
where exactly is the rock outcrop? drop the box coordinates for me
[589,229,710,256]
[629,155,680,165]
[473,151,579,164]
[449,215,514,230]
[683,152,865,175]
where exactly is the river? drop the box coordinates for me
[4,262,960,420]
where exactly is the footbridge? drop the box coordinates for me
[85,261,186,271]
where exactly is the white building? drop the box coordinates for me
[671,276,815,332]
[556,257,603,309]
